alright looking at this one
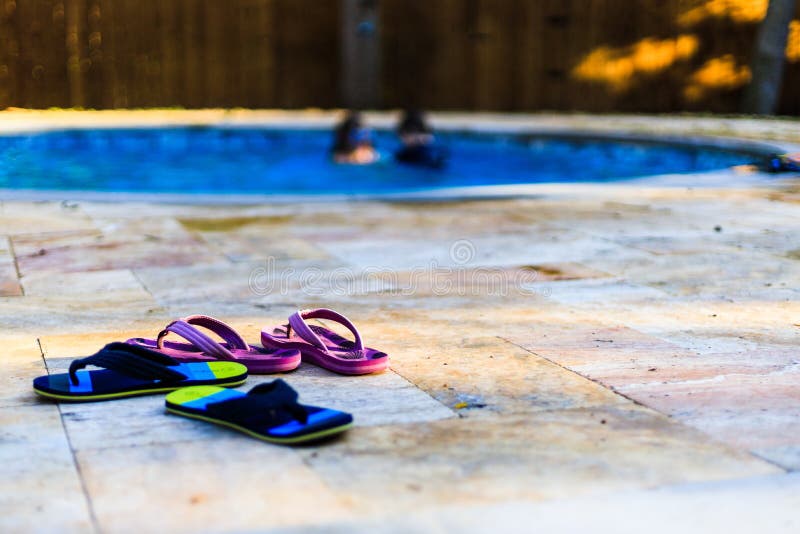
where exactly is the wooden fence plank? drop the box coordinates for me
[473,0,517,110]
[64,0,86,107]
[276,0,339,108]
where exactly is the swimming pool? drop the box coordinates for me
[0,127,765,197]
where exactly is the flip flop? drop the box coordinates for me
[126,315,300,374]
[261,308,389,375]
[32,342,248,402]
[165,379,353,445]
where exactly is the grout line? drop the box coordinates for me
[37,338,103,534]
[129,268,154,297]
[497,335,650,409]
[7,236,25,296]
[748,451,795,473]
[383,366,459,417]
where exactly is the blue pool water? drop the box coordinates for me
[0,128,758,196]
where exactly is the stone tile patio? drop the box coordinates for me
[1,112,800,532]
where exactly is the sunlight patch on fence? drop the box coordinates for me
[787,20,800,62]
[572,35,699,93]
[683,55,751,101]
[677,0,768,27]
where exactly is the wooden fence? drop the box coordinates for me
[1,0,798,114]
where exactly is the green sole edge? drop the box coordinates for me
[32,378,248,402]
[165,406,353,445]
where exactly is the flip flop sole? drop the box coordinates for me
[300,349,390,375]
[33,377,247,402]
[126,338,301,374]
[165,407,353,444]
[237,356,302,374]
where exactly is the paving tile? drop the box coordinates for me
[276,473,800,534]
[569,348,799,386]
[660,198,800,233]
[538,277,668,305]
[0,236,12,261]
[0,404,93,533]
[361,263,608,299]
[15,234,219,275]
[132,261,303,316]
[587,249,800,299]
[21,268,145,296]
[0,201,96,236]
[0,292,164,334]
[178,204,410,245]
[517,294,798,356]
[555,198,800,242]
[77,439,350,533]
[55,392,222,452]
[205,233,333,263]
[131,258,433,316]
[12,216,222,276]
[0,235,22,295]
[609,235,743,256]
[133,261,275,304]
[91,216,201,241]
[297,407,778,516]
[503,320,687,364]
[317,231,649,271]
[80,201,251,220]
[0,261,22,296]
[39,329,164,359]
[683,412,800,470]
[0,234,19,295]
[185,215,335,263]
[0,336,46,408]
[10,229,103,257]
[545,201,696,240]
[721,228,800,259]
[616,370,800,453]
[590,299,800,354]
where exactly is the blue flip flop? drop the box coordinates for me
[33,342,248,402]
[165,379,353,445]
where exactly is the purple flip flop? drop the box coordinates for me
[261,308,389,375]
[126,315,301,374]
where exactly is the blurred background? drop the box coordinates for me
[0,0,798,114]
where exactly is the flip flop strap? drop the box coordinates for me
[156,315,248,360]
[287,308,364,354]
[69,342,186,385]
[183,315,249,349]
[206,379,308,425]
